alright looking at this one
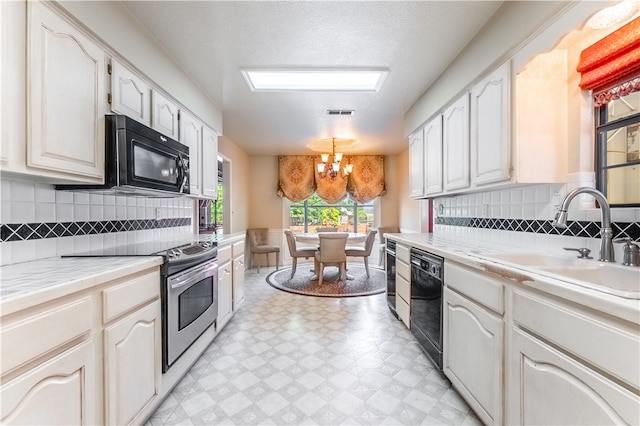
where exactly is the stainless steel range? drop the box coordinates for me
[65,237,218,372]
[158,240,218,372]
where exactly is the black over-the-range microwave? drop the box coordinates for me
[57,114,190,197]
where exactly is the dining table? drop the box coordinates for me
[294,232,366,245]
[294,232,367,280]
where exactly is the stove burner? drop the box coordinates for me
[161,241,217,264]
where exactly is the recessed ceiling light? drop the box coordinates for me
[241,69,388,92]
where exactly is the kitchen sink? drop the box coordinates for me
[536,264,640,299]
[471,252,640,299]
[484,253,587,267]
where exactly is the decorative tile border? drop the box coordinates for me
[434,217,640,241]
[0,218,191,242]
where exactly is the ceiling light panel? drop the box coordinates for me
[241,69,388,92]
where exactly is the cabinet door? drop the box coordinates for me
[408,130,425,198]
[180,111,202,195]
[104,301,161,426]
[444,288,503,425]
[508,327,639,426]
[151,89,180,140]
[110,58,151,126]
[424,115,443,195]
[471,62,510,186]
[27,1,105,182]
[0,340,97,425]
[233,254,245,310]
[443,93,470,191]
[218,261,233,328]
[201,126,219,199]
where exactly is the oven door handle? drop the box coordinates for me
[169,261,218,290]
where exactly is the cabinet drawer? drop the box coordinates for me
[217,245,232,264]
[397,259,410,282]
[1,297,92,375]
[396,295,410,329]
[396,244,410,263]
[232,241,245,258]
[397,274,410,304]
[102,270,160,323]
[445,262,504,314]
[513,290,640,389]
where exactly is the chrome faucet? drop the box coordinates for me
[552,187,615,262]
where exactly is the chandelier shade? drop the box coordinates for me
[316,138,353,179]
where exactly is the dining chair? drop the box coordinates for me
[314,233,348,285]
[316,227,338,232]
[247,228,280,273]
[345,229,378,278]
[377,226,400,266]
[284,230,317,279]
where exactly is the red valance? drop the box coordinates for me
[577,17,640,91]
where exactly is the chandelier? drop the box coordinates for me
[316,138,353,179]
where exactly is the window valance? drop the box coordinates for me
[577,17,640,92]
[278,155,385,203]
[277,156,316,202]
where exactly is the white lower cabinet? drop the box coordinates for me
[395,243,411,328]
[103,300,161,426]
[217,261,233,328]
[442,258,639,426]
[444,288,503,425]
[509,327,639,425]
[233,253,245,310]
[0,265,162,426]
[0,340,97,425]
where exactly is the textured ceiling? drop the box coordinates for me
[122,1,503,155]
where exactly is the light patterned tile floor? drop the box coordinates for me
[147,266,481,426]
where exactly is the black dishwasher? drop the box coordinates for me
[386,240,398,318]
[410,248,444,370]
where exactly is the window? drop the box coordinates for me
[198,159,224,234]
[596,88,640,207]
[289,193,374,233]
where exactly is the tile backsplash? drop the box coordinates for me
[432,182,640,259]
[0,178,194,266]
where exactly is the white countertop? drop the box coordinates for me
[0,256,164,316]
[385,233,640,324]
[0,232,247,316]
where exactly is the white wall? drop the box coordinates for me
[218,136,250,233]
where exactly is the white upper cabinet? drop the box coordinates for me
[471,62,511,186]
[151,89,180,140]
[27,1,105,182]
[109,58,151,126]
[180,111,202,196]
[424,114,443,196]
[409,130,425,198]
[201,125,219,199]
[443,93,470,191]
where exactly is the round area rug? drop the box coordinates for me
[266,264,385,298]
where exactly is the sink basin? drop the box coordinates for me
[471,252,640,299]
[537,264,640,299]
[485,253,586,267]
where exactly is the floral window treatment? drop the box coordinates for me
[278,155,385,203]
[277,156,316,202]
